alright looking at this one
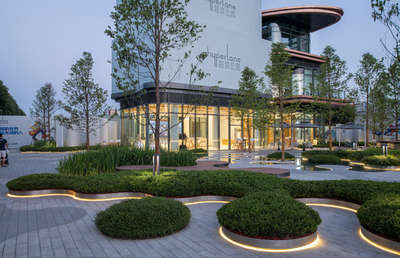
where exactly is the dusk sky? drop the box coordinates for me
[0,0,389,115]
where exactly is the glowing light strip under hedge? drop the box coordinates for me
[218,227,320,253]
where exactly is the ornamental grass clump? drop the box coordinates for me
[95,197,191,239]
[57,146,196,176]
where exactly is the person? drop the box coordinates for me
[0,134,8,167]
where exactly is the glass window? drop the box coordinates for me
[196,114,207,149]
[220,107,229,150]
[170,104,181,151]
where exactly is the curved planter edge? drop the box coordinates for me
[220,226,318,250]
[360,226,400,254]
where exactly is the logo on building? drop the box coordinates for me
[0,127,23,135]
[207,44,241,71]
[206,0,236,18]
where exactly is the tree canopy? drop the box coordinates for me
[0,80,25,116]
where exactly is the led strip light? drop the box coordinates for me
[219,227,321,253]
[7,192,400,255]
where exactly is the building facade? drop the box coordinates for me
[112,1,346,151]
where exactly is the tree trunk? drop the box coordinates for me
[154,8,161,176]
[365,92,369,148]
[247,115,251,152]
[280,97,285,160]
[328,108,333,151]
[86,115,90,151]
[396,110,399,141]
[47,109,51,142]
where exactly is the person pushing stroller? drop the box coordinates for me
[0,134,8,167]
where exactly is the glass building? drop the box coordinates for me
[112,4,348,151]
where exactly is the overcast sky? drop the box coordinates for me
[0,0,389,114]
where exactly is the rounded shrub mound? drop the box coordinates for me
[358,194,400,241]
[308,154,341,165]
[95,197,191,239]
[362,155,400,167]
[217,192,321,239]
[265,152,295,160]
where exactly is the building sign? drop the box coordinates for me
[0,127,23,135]
[207,44,241,71]
[0,116,33,148]
[206,0,236,18]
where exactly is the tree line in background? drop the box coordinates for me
[0,80,25,116]
[30,52,109,150]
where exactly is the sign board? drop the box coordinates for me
[0,116,33,149]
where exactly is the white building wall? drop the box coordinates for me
[55,117,121,147]
[112,0,270,94]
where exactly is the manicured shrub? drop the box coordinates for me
[57,146,196,176]
[358,194,400,241]
[19,144,104,152]
[347,148,382,161]
[217,192,321,239]
[362,155,400,167]
[8,169,400,242]
[265,152,295,160]
[307,154,342,165]
[95,197,190,239]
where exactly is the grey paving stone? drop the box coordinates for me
[1,150,400,258]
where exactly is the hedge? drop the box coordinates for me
[95,197,190,239]
[362,155,400,167]
[307,154,342,165]
[265,152,295,160]
[358,194,400,241]
[57,146,197,176]
[19,141,106,152]
[217,191,321,239]
[8,170,400,241]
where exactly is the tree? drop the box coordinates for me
[354,53,385,147]
[57,52,109,150]
[265,43,293,160]
[0,80,25,116]
[106,0,205,175]
[370,79,391,140]
[316,46,351,151]
[231,67,264,152]
[30,83,58,141]
[387,60,400,140]
[371,0,400,60]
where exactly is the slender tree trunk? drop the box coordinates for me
[154,8,161,176]
[365,92,369,148]
[396,110,399,141]
[280,96,285,160]
[85,92,90,151]
[86,114,90,151]
[42,114,47,140]
[247,114,251,152]
[47,109,51,142]
[328,108,333,151]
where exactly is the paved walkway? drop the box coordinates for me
[0,150,398,257]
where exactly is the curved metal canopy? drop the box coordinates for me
[262,6,344,33]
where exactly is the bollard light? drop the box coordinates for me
[382,145,388,156]
[296,154,302,170]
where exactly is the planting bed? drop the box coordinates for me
[95,197,190,239]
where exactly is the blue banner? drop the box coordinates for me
[0,127,23,135]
